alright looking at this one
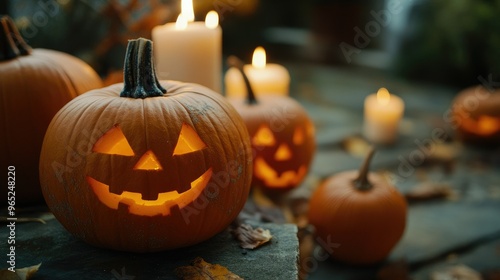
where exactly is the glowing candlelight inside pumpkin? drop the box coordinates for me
[224,46,290,97]
[364,88,405,145]
[152,3,222,93]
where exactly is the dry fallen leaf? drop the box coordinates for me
[175,257,243,280]
[431,265,482,280]
[405,182,454,202]
[231,224,272,250]
[341,135,371,157]
[0,263,41,280]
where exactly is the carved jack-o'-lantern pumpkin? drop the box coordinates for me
[227,57,315,191]
[451,85,500,146]
[39,39,252,252]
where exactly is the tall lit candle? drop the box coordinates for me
[152,3,222,93]
[225,46,290,97]
[364,88,405,145]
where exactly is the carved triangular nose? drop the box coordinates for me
[274,143,292,161]
[133,150,163,171]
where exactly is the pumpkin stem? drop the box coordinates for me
[0,15,32,61]
[227,55,258,105]
[354,147,376,191]
[120,38,166,99]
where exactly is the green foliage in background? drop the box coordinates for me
[395,0,500,88]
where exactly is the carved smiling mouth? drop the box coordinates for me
[254,157,306,188]
[87,168,213,216]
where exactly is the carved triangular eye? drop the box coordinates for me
[293,127,304,145]
[252,125,276,146]
[173,124,207,156]
[93,125,135,156]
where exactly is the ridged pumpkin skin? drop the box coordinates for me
[39,39,252,252]
[308,166,407,264]
[0,16,102,205]
[451,85,500,146]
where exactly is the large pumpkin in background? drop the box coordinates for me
[226,57,315,191]
[39,38,252,252]
[0,16,102,205]
[451,85,500,146]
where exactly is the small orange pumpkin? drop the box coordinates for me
[308,148,407,264]
[451,85,500,145]
[0,16,102,205]
[39,38,252,252]
[226,56,315,191]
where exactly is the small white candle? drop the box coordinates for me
[152,5,222,93]
[225,46,290,97]
[364,88,405,145]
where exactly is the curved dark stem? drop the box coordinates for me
[353,147,376,191]
[0,15,32,61]
[120,38,166,99]
[227,55,258,105]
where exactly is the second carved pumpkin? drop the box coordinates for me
[227,57,315,191]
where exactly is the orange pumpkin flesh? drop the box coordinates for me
[451,85,500,145]
[308,149,407,264]
[0,16,102,205]
[227,56,316,191]
[39,39,252,252]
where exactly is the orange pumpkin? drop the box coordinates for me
[308,148,407,264]
[39,38,252,252]
[451,85,500,145]
[226,57,315,191]
[0,16,102,205]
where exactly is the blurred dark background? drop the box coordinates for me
[3,0,500,89]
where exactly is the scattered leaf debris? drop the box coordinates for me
[0,263,41,280]
[341,135,371,157]
[405,182,455,202]
[231,224,272,250]
[175,257,243,280]
[430,265,481,280]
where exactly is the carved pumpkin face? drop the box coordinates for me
[87,124,212,217]
[40,81,252,253]
[229,95,316,190]
[452,85,500,145]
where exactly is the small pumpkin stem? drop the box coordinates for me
[0,15,32,61]
[120,38,166,99]
[227,55,258,105]
[354,147,376,191]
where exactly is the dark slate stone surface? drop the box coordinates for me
[284,63,500,279]
[0,215,298,280]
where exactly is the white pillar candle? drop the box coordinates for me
[364,88,405,145]
[225,46,290,97]
[152,7,222,93]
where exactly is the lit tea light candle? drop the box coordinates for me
[364,88,405,145]
[152,2,222,93]
[225,46,290,97]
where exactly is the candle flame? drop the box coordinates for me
[205,11,219,29]
[181,0,195,22]
[377,88,391,105]
[252,46,266,69]
[175,14,188,30]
